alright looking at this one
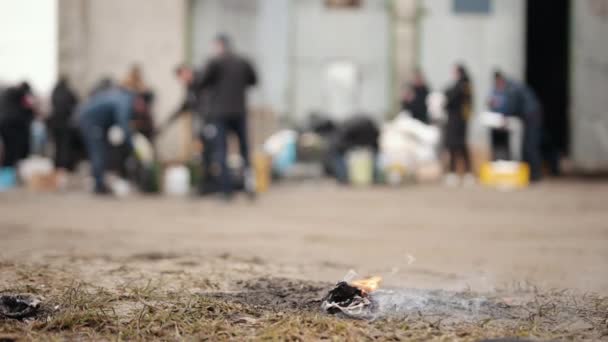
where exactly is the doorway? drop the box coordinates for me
[526,0,571,157]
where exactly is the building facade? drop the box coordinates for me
[1,0,606,169]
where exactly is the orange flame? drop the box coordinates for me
[350,276,382,293]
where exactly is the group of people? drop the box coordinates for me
[2,38,553,195]
[0,65,156,194]
[0,34,257,198]
[401,64,548,184]
[75,34,257,197]
[0,35,257,199]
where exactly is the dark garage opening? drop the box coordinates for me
[526,0,571,159]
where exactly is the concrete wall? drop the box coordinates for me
[571,0,608,170]
[418,0,526,144]
[0,0,57,96]
[192,0,402,124]
[293,0,391,123]
[58,0,187,159]
[190,0,290,115]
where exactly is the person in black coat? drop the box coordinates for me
[0,82,35,167]
[49,77,79,171]
[444,64,474,184]
[171,64,222,195]
[197,34,258,198]
[402,69,430,124]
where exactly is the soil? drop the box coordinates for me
[1,180,607,340]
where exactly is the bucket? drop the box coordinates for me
[163,165,191,196]
[0,168,17,191]
[347,148,374,186]
[253,152,271,193]
[479,161,529,190]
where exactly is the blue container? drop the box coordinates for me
[272,140,297,175]
[0,168,17,191]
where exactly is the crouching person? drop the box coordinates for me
[78,87,146,195]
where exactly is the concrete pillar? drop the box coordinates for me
[391,0,418,115]
[57,0,89,95]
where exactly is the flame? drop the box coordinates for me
[350,276,382,293]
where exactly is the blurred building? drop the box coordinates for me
[0,0,606,170]
[418,0,607,171]
[55,0,417,159]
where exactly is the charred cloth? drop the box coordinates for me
[321,281,376,318]
[0,294,41,320]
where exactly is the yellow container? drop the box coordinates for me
[347,148,374,186]
[479,161,530,189]
[253,152,272,193]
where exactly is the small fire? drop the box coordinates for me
[350,276,382,294]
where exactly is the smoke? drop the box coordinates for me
[341,254,510,321]
[370,288,493,320]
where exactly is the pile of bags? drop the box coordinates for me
[378,112,442,185]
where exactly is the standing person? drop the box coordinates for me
[49,76,79,171]
[172,64,200,121]
[78,87,145,195]
[488,71,515,160]
[0,82,35,167]
[198,34,258,199]
[171,64,222,195]
[444,64,474,186]
[518,85,543,182]
[122,65,155,139]
[401,69,430,124]
[166,64,203,132]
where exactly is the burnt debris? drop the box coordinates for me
[0,294,41,320]
[321,281,375,318]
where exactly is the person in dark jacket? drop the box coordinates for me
[49,77,79,171]
[165,64,203,131]
[402,69,430,124]
[78,87,145,194]
[490,71,543,181]
[197,34,258,198]
[169,63,220,195]
[518,85,543,182]
[444,64,474,186]
[330,116,379,184]
[0,82,35,167]
[488,71,516,160]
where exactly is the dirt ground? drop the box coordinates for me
[1,180,608,340]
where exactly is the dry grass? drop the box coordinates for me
[1,263,608,341]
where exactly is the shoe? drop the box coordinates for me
[444,173,459,187]
[93,185,112,196]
